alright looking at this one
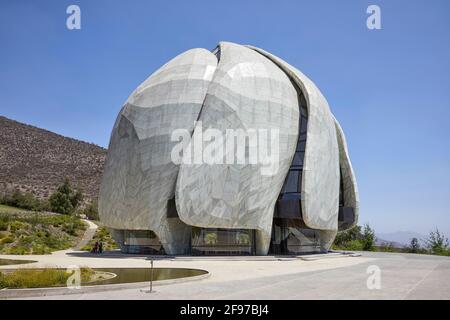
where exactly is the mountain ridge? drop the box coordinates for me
[376,231,426,247]
[0,115,106,202]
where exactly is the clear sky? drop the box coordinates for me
[1,0,449,237]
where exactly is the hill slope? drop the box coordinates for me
[0,116,106,201]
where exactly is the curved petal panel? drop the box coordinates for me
[334,116,360,229]
[175,42,299,254]
[247,45,340,231]
[99,48,218,254]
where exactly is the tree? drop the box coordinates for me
[82,200,99,220]
[1,190,44,211]
[408,237,420,253]
[49,178,84,215]
[361,224,375,251]
[424,229,449,256]
[70,190,83,209]
[334,225,362,247]
[49,191,73,215]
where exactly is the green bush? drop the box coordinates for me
[81,226,119,251]
[335,226,449,256]
[333,224,375,252]
[8,221,28,233]
[407,237,426,253]
[4,246,29,255]
[49,178,83,215]
[49,192,73,215]
[31,244,52,255]
[82,200,99,220]
[0,267,94,289]
[343,239,364,251]
[425,229,449,256]
[0,212,86,255]
[0,190,46,212]
[1,236,14,245]
[62,222,78,236]
[334,225,362,247]
[361,224,375,251]
[0,213,11,231]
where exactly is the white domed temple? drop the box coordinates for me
[99,42,359,256]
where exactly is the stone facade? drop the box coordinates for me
[99,42,359,255]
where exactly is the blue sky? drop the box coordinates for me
[1,0,449,237]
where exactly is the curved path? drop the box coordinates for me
[73,219,98,251]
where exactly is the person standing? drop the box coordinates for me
[92,240,99,254]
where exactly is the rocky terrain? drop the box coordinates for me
[0,116,106,202]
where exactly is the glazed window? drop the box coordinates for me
[191,227,256,255]
[285,170,299,193]
[276,89,308,219]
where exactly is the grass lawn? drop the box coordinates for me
[0,267,95,289]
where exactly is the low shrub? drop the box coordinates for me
[81,226,119,251]
[333,224,375,251]
[424,229,449,256]
[48,178,83,215]
[334,239,364,251]
[0,267,94,289]
[1,236,14,245]
[0,212,86,255]
[82,201,99,221]
[0,213,11,231]
[0,191,47,212]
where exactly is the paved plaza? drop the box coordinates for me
[1,249,449,300]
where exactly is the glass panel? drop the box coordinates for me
[339,168,344,206]
[276,199,301,218]
[298,133,307,141]
[292,152,303,166]
[284,171,299,193]
[191,228,255,255]
[300,94,308,113]
[281,193,301,200]
[296,140,306,152]
[121,230,164,254]
[269,220,321,255]
[300,117,308,134]
[297,171,302,192]
[124,230,159,245]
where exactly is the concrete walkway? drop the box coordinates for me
[1,250,449,299]
[73,219,98,251]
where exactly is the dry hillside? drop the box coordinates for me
[0,116,106,202]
